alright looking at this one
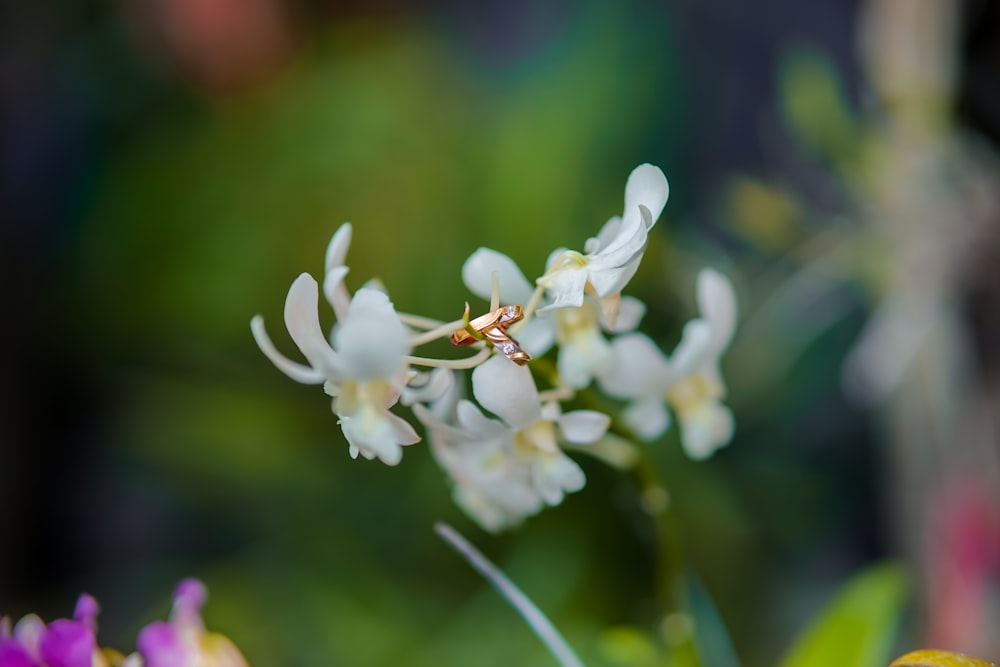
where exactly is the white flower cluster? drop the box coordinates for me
[252,164,738,531]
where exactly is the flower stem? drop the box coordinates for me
[399,312,450,329]
[632,453,702,665]
[522,285,547,322]
[538,386,575,403]
[434,522,586,667]
[409,319,467,347]
[406,347,491,370]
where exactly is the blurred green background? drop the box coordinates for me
[2,1,999,666]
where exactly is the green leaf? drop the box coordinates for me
[779,563,909,667]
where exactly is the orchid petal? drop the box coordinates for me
[515,318,556,357]
[585,216,623,254]
[622,163,669,230]
[557,326,613,389]
[340,405,403,465]
[585,215,646,274]
[472,355,542,429]
[322,265,350,322]
[455,399,509,438]
[536,266,588,313]
[0,640,34,667]
[610,295,646,332]
[679,402,734,460]
[332,288,409,380]
[137,621,190,667]
[323,223,353,320]
[462,248,535,305]
[401,368,453,406]
[600,333,670,398]
[558,410,611,444]
[668,319,715,381]
[250,316,326,384]
[13,615,44,659]
[532,454,585,505]
[325,223,352,271]
[387,412,422,446]
[284,273,340,377]
[697,268,737,354]
[72,596,98,632]
[40,619,96,667]
[413,402,471,442]
[623,397,671,441]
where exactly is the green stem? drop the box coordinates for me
[632,453,702,667]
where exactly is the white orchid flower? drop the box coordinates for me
[600,268,738,459]
[461,248,647,389]
[536,164,668,326]
[251,275,420,465]
[415,355,610,531]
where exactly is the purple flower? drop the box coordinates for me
[2,580,247,667]
[0,595,99,667]
[130,579,247,667]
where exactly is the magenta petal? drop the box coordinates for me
[38,620,94,667]
[72,596,99,633]
[0,639,37,667]
[137,621,191,667]
[170,579,206,631]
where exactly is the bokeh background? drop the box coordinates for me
[2,1,999,665]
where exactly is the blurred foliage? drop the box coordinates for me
[779,563,908,667]
[7,0,999,665]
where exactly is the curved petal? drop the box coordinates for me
[250,316,326,384]
[585,206,652,298]
[284,273,340,377]
[387,412,422,446]
[72,595,98,631]
[455,399,509,438]
[610,295,646,332]
[462,248,535,305]
[679,402,734,460]
[536,265,588,313]
[558,327,613,389]
[586,256,641,299]
[587,213,646,271]
[585,216,623,254]
[623,397,671,441]
[332,288,409,380]
[558,410,611,444]
[325,223,352,273]
[340,404,403,465]
[532,453,585,505]
[137,622,191,667]
[400,368,453,406]
[324,223,353,315]
[322,265,351,322]
[599,333,670,398]
[697,268,737,354]
[622,163,669,230]
[471,354,541,429]
[668,318,715,381]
